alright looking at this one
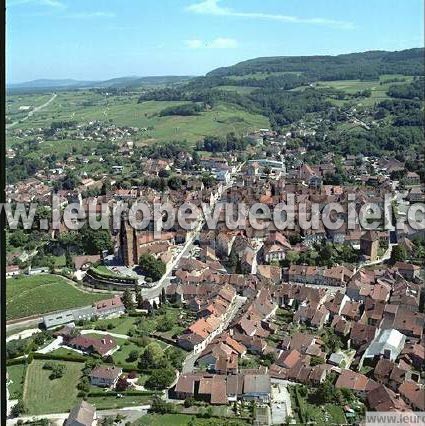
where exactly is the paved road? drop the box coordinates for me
[181,295,246,374]
[140,180,234,301]
[80,329,130,340]
[6,328,41,343]
[6,93,57,129]
[36,336,63,354]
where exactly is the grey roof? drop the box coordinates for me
[329,353,345,364]
[364,329,406,361]
[243,374,271,395]
[66,400,95,426]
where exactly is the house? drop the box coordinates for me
[394,262,420,280]
[262,231,291,263]
[68,335,117,357]
[73,255,101,272]
[93,296,125,317]
[335,370,377,397]
[242,374,271,403]
[399,381,425,411]
[360,231,380,261]
[173,374,196,399]
[43,306,95,329]
[361,329,406,365]
[349,322,378,350]
[404,171,420,186]
[367,384,409,412]
[6,265,20,277]
[90,365,122,388]
[65,401,96,426]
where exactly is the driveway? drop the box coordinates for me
[36,336,63,354]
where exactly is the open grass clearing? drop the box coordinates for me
[23,359,84,414]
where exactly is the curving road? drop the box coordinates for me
[6,93,57,129]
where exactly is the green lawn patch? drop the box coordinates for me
[86,393,153,410]
[7,363,27,399]
[6,274,105,320]
[87,315,138,335]
[23,359,84,414]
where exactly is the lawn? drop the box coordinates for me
[88,315,138,335]
[7,363,27,399]
[112,340,143,368]
[6,274,106,320]
[23,359,84,414]
[86,393,153,410]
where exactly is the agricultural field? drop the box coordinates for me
[6,88,269,148]
[292,74,415,106]
[6,274,106,320]
[23,359,84,414]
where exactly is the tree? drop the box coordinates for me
[122,289,134,310]
[127,350,139,363]
[391,245,407,263]
[115,376,130,391]
[9,229,29,247]
[145,368,176,390]
[138,343,165,370]
[150,396,176,413]
[310,356,325,366]
[314,378,336,404]
[11,400,26,417]
[80,226,113,255]
[184,397,195,408]
[157,315,173,332]
[139,254,166,282]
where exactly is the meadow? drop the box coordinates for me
[6,274,106,320]
[292,74,414,106]
[23,359,84,414]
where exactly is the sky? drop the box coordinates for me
[6,0,425,83]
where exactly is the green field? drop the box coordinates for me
[291,74,414,106]
[6,88,269,147]
[6,274,106,320]
[23,359,84,414]
[88,315,138,335]
[7,363,27,399]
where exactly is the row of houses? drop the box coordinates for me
[43,295,124,328]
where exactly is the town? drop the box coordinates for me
[4,25,425,426]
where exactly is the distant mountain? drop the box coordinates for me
[207,48,425,80]
[7,78,96,89]
[7,75,194,91]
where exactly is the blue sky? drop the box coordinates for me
[6,0,425,83]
